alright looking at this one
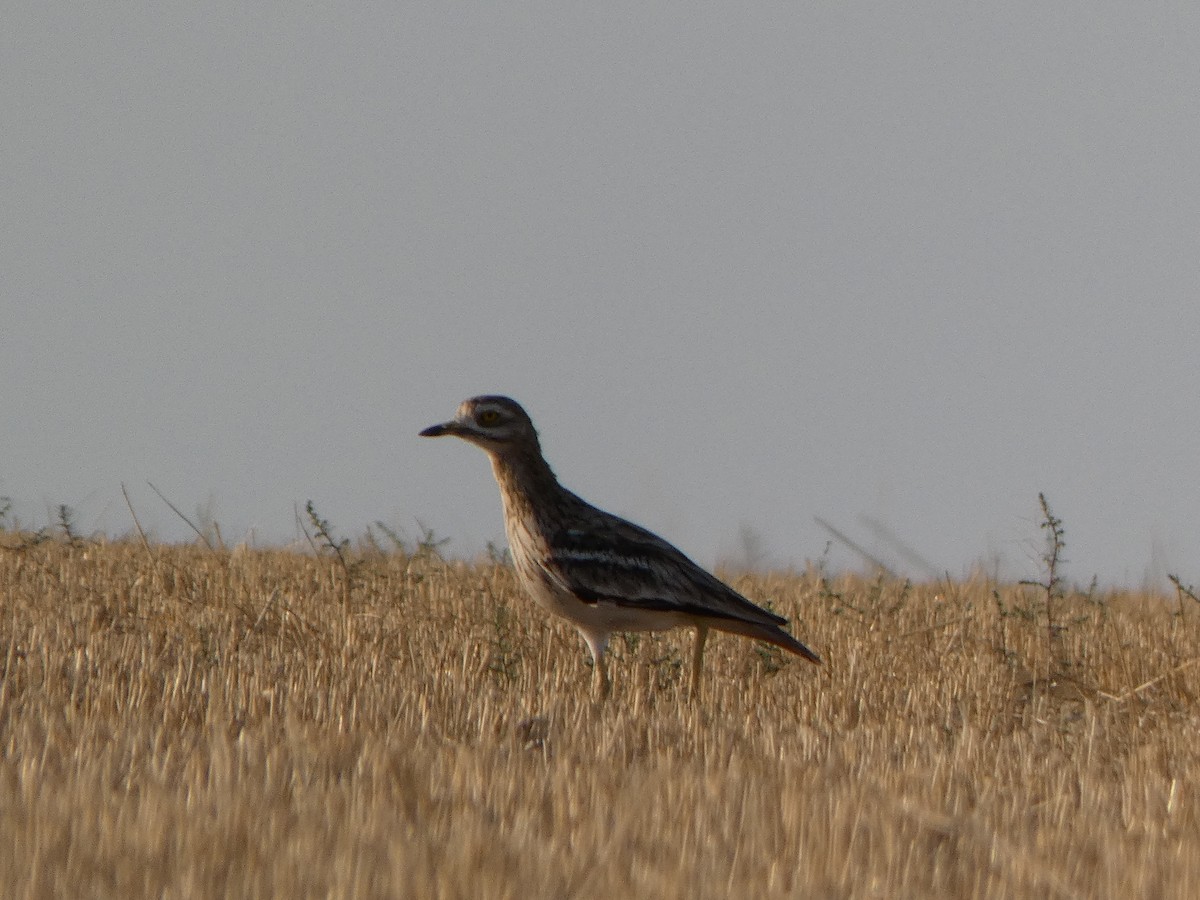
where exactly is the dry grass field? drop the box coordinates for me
[2,532,1198,898]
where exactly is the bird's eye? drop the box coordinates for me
[478,409,502,427]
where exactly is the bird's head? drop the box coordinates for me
[420,395,539,455]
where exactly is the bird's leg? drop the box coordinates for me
[581,631,611,701]
[690,624,709,699]
[593,653,611,701]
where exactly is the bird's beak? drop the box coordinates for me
[420,420,460,438]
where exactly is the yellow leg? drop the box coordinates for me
[690,624,709,698]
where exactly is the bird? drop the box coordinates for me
[420,395,821,697]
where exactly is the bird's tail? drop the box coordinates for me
[708,618,823,665]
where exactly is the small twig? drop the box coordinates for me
[858,515,941,580]
[1106,658,1200,704]
[250,588,280,633]
[295,503,321,556]
[1168,574,1200,610]
[814,516,895,576]
[121,483,155,562]
[277,593,332,652]
[147,481,214,550]
[895,616,967,640]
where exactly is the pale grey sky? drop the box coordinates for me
[4,3,1199,586]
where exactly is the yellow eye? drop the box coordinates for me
[478,409,501,426]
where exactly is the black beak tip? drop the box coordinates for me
[420,424,449,437]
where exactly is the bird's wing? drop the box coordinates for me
[539,515,787,628]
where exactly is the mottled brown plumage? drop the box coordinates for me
[421,395,821,696]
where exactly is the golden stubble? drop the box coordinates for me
[1,540,1197,899]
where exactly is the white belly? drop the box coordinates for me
[516,564,690,634]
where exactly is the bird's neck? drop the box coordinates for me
[489,446,560,518]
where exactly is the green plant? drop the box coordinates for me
[1168,573,1200,614]
[486,599,521,685]
[753,641,784,676]
[413,520,451,559]
[485,541,510,565]
[371,520,408,553]
[303,500,362,608]
[57,504,83,548]
[647,639,683,690]
[1019,492,1068,673]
